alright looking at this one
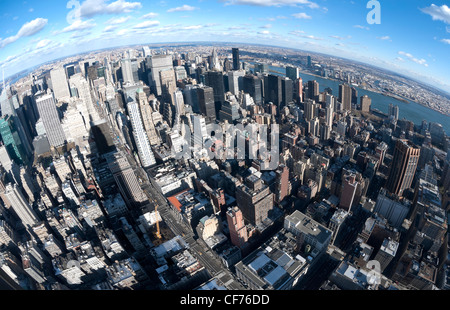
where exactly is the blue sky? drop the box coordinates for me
[1,0,450,92]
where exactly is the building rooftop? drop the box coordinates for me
[284,210,332,245]
[380,238,399,257]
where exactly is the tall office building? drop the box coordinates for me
[137,90,160,146]
[232,48,240,71]
[281,77,293,107]
[228,70,245,96]
[183,84,200,114]
[146,54,173,96]
[226,206,248,249]
[210,48,221,71]
[385,139,420,197]
[254,62,268,74]
[267,74,282,108]
[236,175,273,226]
[286,66,299,81]
[190,114,208,151]
[340,172,358,211]
[360,95,371,112]
[0,87,14,117]
[121,58,135,85]
[339,84,352,111]
[34,92,66,147]
[205,70,225,118]
[0,117,28,165]
[296,78,303,103]
[351,87,358,105]
[304,99,318,121]
[219,100,240,123]
[50,67,70,101]
[197,86,216,124]
[2,183,39,228]
[106,151,148,208]
[69,73,100,126]
[243,75,262,105]
[388,104,399,121]
[306,80,319,101]
[128,97,156,168]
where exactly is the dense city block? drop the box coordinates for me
[0,44,449,292]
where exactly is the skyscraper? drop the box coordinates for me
[2,183,39,228]
[385,139,420,197]
[197,86,216,124]
[295,78,303,103]
[281,77,293,107]
[232,48,240,71]
[121,58,135,85]
[360,95,371,112]
[388,104,399,121]
[306,80,319,101]
[205,70,225,118]
[243,75,262,105]
[137,90,160,146]
[34,92,66,147]
[286,66,299,81]
[128,94,156,168]
[146,54,173,96]
[0,116,28,165]
[106,151,148,208]
[340,172,358,211]
[226,206,248,249]
[339,84,352,111]
[267,74,282,107]
[236,175,273,226]
[228,70,245,95]
[304,99,318,121]
[50,67,70,102]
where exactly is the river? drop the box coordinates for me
[266,65,450,135]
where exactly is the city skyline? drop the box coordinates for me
[1,0,450,94]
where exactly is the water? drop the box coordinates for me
[267,65,450,134]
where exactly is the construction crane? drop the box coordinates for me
[155,204,161,239]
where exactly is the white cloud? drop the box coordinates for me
[421,4,450,24]
[142,12,158,19]
[77,0,142,18]
[441,38,450,44]
[0,18,48,48]
[167,5,197,12]
[182,25,203,30]
[103,25,118,32]
[258,30,270,35]
[224,0,319,8]
[354,25,369,30]
[329,35,351,40]
[36,39,51,49]
[132,20,160,28]
[260,24,272,28]
[377,36,391,41]
[105,16,131,24]
[398,51,428,67]
[292,12,311,19]
[289,30,321,40]
[57,19,96,33]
